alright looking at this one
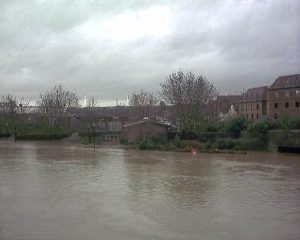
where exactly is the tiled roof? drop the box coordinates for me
[241,86,268,102]
[270,74,300,90]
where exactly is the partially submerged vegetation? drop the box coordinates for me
[133,116,300,152]
[0,117,71,140]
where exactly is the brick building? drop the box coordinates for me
[267,74,300,119]
[123,120,170,144]
[239,86,268,121]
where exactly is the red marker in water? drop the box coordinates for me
[191,148,197,155]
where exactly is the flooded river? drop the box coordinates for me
[0,142,300,240]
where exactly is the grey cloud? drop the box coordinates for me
[0,0,299,104]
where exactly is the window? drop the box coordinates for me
[274,103,278,108]
[285,102,289,108]
[256,104,259,110]
[274,113,278,119]
[296,102,300,108]
[285,91,289,97]
[256,114,259,119]
[274,92,279,98]
[296,90,300,95]
[251,114,254,120]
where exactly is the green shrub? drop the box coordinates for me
[183,145,193,152]
[206,140,213,150]
[213,138,264,150]
[214,138,236,149]
[225,117,249,138]
[180,140,206,150]
[152,133,168,144]
[247,120,274,142]
[138,137,155,150]
[203,120,224,132]
[174,134,181,148]
[119,137,128,144]
[197,132,230,142]
[278,116,300,130]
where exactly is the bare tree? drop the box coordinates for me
[128,90,158,121]
[86,97,98,108]
[81,97,99,150]
[0,94,17,115]
[38,85,79,114]
[160,70,217,133]
[18,97,31,113]
[0,94,19,137]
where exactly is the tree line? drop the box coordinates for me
[1,70,218,134]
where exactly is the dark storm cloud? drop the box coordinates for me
[0,0,299,105]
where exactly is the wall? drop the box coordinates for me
[267,88,300,119]
[239,101,267,121]
[268,130,300,151]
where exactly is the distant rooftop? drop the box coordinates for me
[270,74,300,90]
[241,86,268,102]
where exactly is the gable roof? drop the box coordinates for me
[270,74,300,90]
[241,86,268,103]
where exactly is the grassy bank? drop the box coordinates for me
[0,121,71,140]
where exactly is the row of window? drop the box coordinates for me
[240,104,260,111]
[273,89,300,98]
[274,102,300,109]
[246,113,260,120]
[241,101,300,111]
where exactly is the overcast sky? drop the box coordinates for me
[1,0,299,106]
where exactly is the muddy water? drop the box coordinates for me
[0,142,300,240]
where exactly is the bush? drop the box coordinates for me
[180,140,206,150]
[213,138,264,150]
[174,134,181,148]
[119,137,128,144]
[138,137,155,150]
[203,120,224,132]
[247,120,274,142]
[197,132,230,142]
[152,133,168,144]
[214,138,236,149]
[278,116,300,130]
[225,117,249,138]
[15,134,69,140]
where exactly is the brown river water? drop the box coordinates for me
[0,141,300,240]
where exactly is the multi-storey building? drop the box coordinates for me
[267,74,300,119]
[239,86,268,121]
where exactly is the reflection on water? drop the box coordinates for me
[0,142,300,240]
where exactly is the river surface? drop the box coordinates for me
[0,142,300,240]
